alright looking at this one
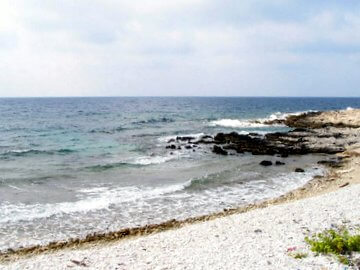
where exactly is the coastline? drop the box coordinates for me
[1,109,360,268]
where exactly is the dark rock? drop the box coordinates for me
[201,135,213,140]
[177,146,182,150]
[185,145,192,149]
[212,145,228,155]
[166,144,176,149]
[195,126,346,157]
[275,161,285,165]
[295,168,305,172]
[167,138,176,143]
[260,160,272,166]
[176,136,195,142]
[339,182,349,188]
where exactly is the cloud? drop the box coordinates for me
[0,1,360,96]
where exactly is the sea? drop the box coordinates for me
[1,97,360,251]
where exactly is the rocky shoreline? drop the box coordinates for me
[1,109,360,265]
[165,111,359,169]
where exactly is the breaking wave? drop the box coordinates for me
[0,148,76,158]
[209,110,317,128]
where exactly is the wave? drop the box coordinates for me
[132,155,179,165]
[85,154,182,172]
[84,162,138,172]
[0,166,325,224]
[209,119,269,128]
[0,148,76,158]
[209,110,317,128]
[89,126,126,134]
[132,117,174,125]
[0,183,188,223]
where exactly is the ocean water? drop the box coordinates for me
[1,97,360,250]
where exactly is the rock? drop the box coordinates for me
[295,168,305,172]
[176,136,195,142]
[317,160,343,168]
[275,161,285,165]
[185,145,192,149]
[339,182,349,188]
[167,138,175,143]
[166,145,176,149]
[260,160,272,166]
[201,135,213,140]
[212,145,228,155]
[195,124,347,157]
[177,146,182,150]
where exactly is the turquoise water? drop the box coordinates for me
[0,97,359,250]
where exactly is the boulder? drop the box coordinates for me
[295,168,305,172]
[176,136,195,142]
[260,160,272,166]
[212,145,228,155]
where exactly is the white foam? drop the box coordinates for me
[0,183,190,223]
[209,110,317,128]
[133,155,178,165]
[5,149,32,154]
[346,107,354,111]
[209,119,268,128]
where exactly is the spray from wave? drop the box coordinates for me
[209,110,316,128]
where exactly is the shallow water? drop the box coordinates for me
[0,97,360,250]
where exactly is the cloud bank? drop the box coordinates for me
[0,0,359,97]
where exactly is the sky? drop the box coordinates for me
[0,0,359,97]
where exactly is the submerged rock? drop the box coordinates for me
[295,168,305,173]
[275,161,285,166]
[260,160,272,166]
[176,136,195,142]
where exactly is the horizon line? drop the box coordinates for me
[0,96,359,99]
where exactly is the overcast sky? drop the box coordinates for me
[0,0,359,97]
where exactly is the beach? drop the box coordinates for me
[1,108,360,269]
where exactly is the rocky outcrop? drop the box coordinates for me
[164,110,360,158]
[285,110,360,129]
[212,145,228,155]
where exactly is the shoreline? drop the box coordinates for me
[1,109,360,266]
[1,150,358,264]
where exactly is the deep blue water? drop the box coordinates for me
[0,97,359,250]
